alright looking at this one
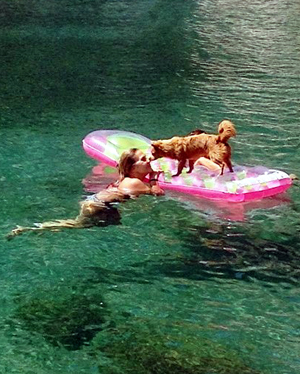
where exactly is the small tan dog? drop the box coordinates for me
[150,120,236,176]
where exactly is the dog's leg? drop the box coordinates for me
[227,160,234,172]
[172,159,186,177]
[187,160,195,173]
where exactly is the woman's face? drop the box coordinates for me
[131,150,153,175]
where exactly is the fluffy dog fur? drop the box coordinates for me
[150,120,236,176]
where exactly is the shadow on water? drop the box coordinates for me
[0,0,110,27]
[0,0,201,117]
[84,219,300,289]
[160,224,300,286]
[132,220,300,287]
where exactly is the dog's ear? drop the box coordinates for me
[149,145,158,160]
[217,126,224,143]
[150,144,158,154]
[151,141,159,148]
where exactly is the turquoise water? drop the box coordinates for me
[1,0,300,373]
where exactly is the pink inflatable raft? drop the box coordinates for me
[82,130,292,203]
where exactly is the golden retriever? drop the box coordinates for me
[150,120,236,176]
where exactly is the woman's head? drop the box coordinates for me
[118,148,152,180]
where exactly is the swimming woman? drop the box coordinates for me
[7,148,164,239]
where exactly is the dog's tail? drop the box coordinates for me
[217,120,236,143]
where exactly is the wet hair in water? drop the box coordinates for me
[117,148,139,180]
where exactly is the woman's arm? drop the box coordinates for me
[118,177,164,196]
[94,189,129,203]
[148,173,165,196]
[118,177,151,196]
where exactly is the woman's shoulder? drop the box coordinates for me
[118,177,150,195]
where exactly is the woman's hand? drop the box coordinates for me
[148,171,164,195]
[150,185,165,196]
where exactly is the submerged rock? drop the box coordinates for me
[92,321,260,374]
[11,291,109,350]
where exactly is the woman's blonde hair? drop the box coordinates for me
[6,148,141,239]
[117,148,139,181]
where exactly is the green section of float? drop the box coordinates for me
[103,134,150,161]
[109,135,149,151]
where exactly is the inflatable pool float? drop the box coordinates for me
[82,130,292,203]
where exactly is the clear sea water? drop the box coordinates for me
[1,0,300,373]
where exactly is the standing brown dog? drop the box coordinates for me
[150,120,236,176]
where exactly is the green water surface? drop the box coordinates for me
[1,0,300,373]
